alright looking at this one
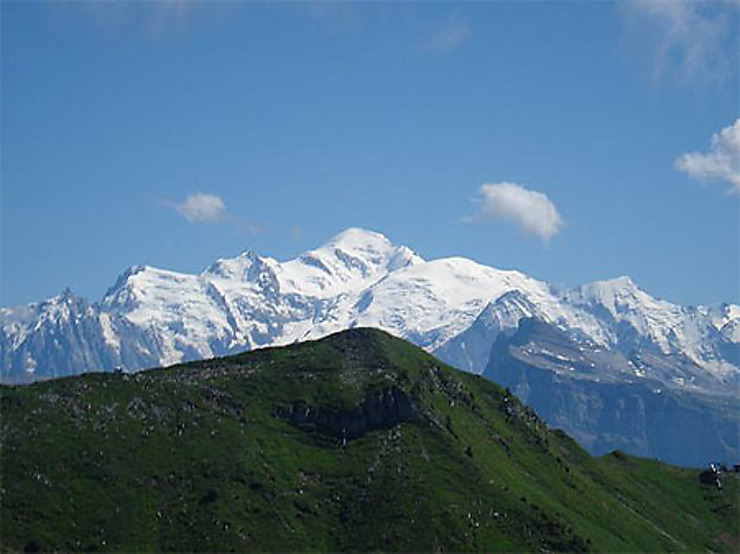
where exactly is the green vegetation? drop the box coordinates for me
[2,328,738,552]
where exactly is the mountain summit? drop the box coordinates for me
[1,228,738,465]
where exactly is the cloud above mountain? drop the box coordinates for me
[422,15,471,53]
[621,0,738,88]
[675,119,740,193]
[471,182,564,243]
[167,193,227,223]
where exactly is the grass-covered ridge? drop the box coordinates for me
[2,328,738,552]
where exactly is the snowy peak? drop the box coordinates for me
[568,276,684,326]
[1,227,737,392]
[100,264,219,343]
[199,228,423,300]
[565,276,681,339]
[720,319,740,343]
[313,228,424,275]
[203,251,261,281]
[706,303,740,343]
[487,289,541,320]
[103,265,147,299]
[463,290,545,337]
[571,276,644,309]
[556,276,740,374]
[321,227,393,252]
[33,288,92,323]
[704,303,740,332]
[202,251,282,296]
[273,229,423,298]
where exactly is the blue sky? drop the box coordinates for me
[2,1,738,308]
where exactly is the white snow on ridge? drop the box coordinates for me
[1,228,737,386]
[562,277,739,375]
[702,303,740,342]
[346,257,542,349]
[566,277,684,350]
[99,312,120,351]
[274,228,424,298]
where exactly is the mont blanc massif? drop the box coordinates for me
[2,228,737,466]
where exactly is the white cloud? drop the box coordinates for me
[69,0,215,37]
[675,119,740,193]
[621,0,738,87]
[471,182,564,243]
[303,1,358,33]
[169,193,227,223]
[145,0,190,35]
[422,15,471,53]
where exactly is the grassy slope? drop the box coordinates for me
[1,328,737,552]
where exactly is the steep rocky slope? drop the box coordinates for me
[484,318,739,466]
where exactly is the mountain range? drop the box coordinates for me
[1,228,738,465]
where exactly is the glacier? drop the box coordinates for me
[2,227,737,386]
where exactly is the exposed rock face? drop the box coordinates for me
[485,318,739,466]
[434,290,543,374]
[275,387,417,441]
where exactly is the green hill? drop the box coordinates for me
[1,328,737,552]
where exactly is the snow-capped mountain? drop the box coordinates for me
[1,228,737,465]
[2,227,737,384]
[483,317,739,466]
[0,229,534,378]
